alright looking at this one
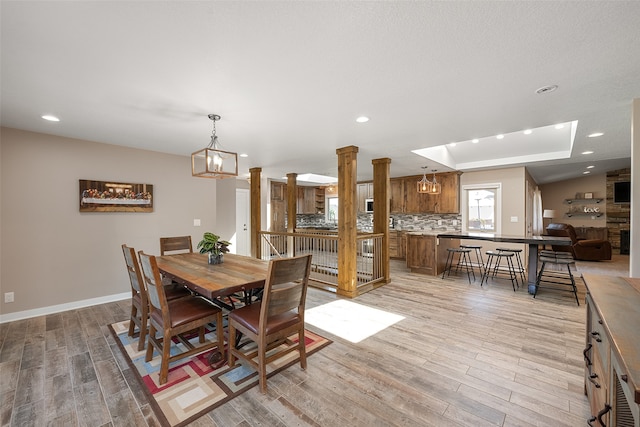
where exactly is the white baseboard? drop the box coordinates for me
[0,292,130,324]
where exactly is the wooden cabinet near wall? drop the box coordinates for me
[315,187,325,214]
[357,182,373,213]
[270,182,286,232]
[389,231,406,259]
[390,172,460,214]
[297,186,316,214]
[583,274,640,427]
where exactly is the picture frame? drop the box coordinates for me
[79,179,153,212]
[584,192,593,199]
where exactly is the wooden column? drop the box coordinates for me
[336,145,358,298]
[250,167,261,258]
[287,173,298,257]
[372,158,391,283]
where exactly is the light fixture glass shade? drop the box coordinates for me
[428,172,441,195]
[191,147,238,178]
[417,174,431,193]
[191,114,238,179]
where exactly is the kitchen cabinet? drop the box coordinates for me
[357,182,373,213]
[270,182,286,232]
[390,172,460,214]
[315,187,325,214]
[406,233,461,275]
[297,186,316,214]
[583,274,640,426]
[389,230,406,259]
[390,179,405,214]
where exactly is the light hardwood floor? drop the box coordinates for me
[1,259,595,426]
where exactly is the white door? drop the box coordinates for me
[235,189,250,256]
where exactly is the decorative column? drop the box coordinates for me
[287,173,298,257]
[336,145,358,297]
[249,167,262,258]
[372,158,391,283]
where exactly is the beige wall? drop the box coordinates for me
[459,167,528,253]
[540,173,607,229]
[0,127,233,318]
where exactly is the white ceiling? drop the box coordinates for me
[1,1,638,184]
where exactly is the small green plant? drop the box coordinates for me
[197,232,231,257]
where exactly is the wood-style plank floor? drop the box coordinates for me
[1,259,593,426]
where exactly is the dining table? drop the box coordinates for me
[156,252,269,305]
[156,252,270,366]
[437,232,573,294]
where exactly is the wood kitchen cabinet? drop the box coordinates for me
[390,172,460,214]
[297,186,316,214]
[357,182,373,213]
[405,233,437,274]
[389,231,406,259]
[270,182,286,232]
[583,274,640,427]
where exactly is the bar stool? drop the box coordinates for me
[442,248,474,283]
[482,251,518,291]
[496,247,526,285]
[460,244,484,277]
[534,250,580,305]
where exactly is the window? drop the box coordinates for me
[462,184,501,233]
[326,197,338,222]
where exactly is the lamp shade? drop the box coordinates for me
[543,209,556,219]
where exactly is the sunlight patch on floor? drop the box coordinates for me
[305,299,405,343]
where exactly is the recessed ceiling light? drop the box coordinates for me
[587,165,595,169]
[471,139,479,143]
[41,115,60,122]
[555,124,565,129]
[239,153,248,158]
[356,116,369,123]
[588,132,604,138]
[523,129,532,135]
[582,151,594,155]
[583,171,591,174]
[535,85,558,94]
[496,134,504,140]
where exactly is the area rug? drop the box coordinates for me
[109,320,331,427]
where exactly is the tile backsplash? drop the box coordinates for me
[296,212,462,231]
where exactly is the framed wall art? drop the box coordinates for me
[79,179,153,212]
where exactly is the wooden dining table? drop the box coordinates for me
[156,252,269,303]
[156,252,270,366]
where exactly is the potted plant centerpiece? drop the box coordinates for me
[197,232,231,265]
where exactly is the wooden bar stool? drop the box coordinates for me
[442,248,474,283]
[534,250,580,305]
[460,244,484,277]
[496,247,526,285]
[482,251,518,291]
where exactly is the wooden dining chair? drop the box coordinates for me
[227,254,312,393]
[159,236,193,255]
[138,251,225,385]
[122,245,190,351]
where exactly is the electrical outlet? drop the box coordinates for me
[193,219,201,226]
[4,292,14,303]
[437,220,443,226]
[452,220,458,226]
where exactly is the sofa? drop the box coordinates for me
[545,223,612,261]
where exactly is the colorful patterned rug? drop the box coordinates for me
[109,320,331,427]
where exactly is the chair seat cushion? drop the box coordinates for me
[150,297,220,329]
[229,303,300,335]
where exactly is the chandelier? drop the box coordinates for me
[191,114,238,178]
[417,167,431,193]
[429,170,441,194]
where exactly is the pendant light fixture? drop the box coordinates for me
[417,167,431,193]
[429,170,441,195]
[191,114,238,178]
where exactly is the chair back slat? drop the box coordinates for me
[261,255,312,323]
[138,252,168,313]
[122,244,144,295]
[160,236,193,255]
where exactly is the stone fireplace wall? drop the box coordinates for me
[606,168,631,254]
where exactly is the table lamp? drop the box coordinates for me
[543,209,556,230]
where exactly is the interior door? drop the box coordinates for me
[234,189,250,256]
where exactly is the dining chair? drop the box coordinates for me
[138,251,225,385]
[159,236,193,255]
[227,254,312,393]
[121,245,190,351]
